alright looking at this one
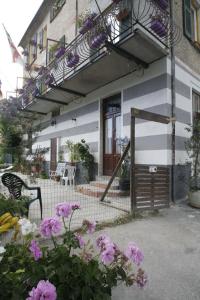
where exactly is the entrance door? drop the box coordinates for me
[50,138,57,171]
[103,95,121,175]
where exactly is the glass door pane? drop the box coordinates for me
[105,118,113,154]
[115,115,121,154]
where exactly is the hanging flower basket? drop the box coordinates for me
[153,0,168,10]
[79,13,97,35]
[33,65,40,72]
[150,17,167,37]
[44,74,54,85]
[90,31,107,49]
[32,87,40,97]
[67,53,80,68]
[116,8,129,22]
[38,66,48,76]
[27,79,35,88]
[55,46,66,59]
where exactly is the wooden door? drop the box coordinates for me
[50,138,57,171]
[103,96,121,175]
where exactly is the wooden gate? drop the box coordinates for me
[130,108,171,213]
[134,165,170,211]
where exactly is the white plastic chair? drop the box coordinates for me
[62,165,76,186]
[49,162,66,181]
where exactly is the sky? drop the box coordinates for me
[0,0,43,98]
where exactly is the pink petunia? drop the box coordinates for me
[124,242,144,266]
[27,280,57,300]
[56,202,72,218]
[29,240,42,261]
[40,217,62,238]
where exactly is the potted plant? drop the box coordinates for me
[44,74,54,85]
[89,28,107,49]
[116,8,129,22]
[66,52,80,68]
[78,11,97,35]
[55,46,66,59]
[119,158,130,192]
[0,203,147,299]
[38,66,48,76]
[65,140,80,165]
[153,0,168,10]
[150,15,167,37]
[185,119,200,208]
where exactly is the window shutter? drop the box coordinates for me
[197,10,200,42]
[59,35,65,47]
[183,0,192,39]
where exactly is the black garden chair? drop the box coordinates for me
[2,173,42,220]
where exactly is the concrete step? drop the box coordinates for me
[90,181,119,190]
[75,184,129,198]
[95,175,119,183]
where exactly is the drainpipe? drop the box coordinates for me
[75,0,78,37]
[170,0,176,203]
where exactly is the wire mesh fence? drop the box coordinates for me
[0,162,131,233]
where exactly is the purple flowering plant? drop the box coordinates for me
[0,201,147,299]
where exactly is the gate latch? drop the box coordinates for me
[149,166,157,173]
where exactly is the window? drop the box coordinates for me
[29,33,37,64]
[38,25,47,51]
[193,91,200,120]
[183,0,200,45]
[50,0,66,22]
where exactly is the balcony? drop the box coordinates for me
[19,0,181,114]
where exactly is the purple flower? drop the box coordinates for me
[27,280,57,300]
[83,220,96,234]
[96,234,111,250]
[29,240,42,261]
[71,202,80,210]
[56,202,72,218]
[101,244,115,265]
[124,242,144,266]
[75,233,85,248]
[40,217,62,238]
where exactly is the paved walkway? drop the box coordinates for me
[94,201,200,300]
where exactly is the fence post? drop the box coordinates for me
[130,111,136,216]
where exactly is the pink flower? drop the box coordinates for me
[101,244,115,265]
[71,202,80,210]
[96,234,111,250]
[27,280,57,300]
[75,233,85,248]
[83,220,96,234]
[56,202,72,218]
[29,240,42,261]
[40,217,62,238]
[124,243,144,266]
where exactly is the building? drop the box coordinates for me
[18,0,200,201]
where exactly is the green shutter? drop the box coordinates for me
[183,0,192,39]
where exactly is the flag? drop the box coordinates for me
[2,24,24,65]
[0,80,2,99]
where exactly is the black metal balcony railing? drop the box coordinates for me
[20,0,181,109]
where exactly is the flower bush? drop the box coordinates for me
[0,202,147,299]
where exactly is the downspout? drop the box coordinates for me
[75,0,78,36]
[170,0,176,203]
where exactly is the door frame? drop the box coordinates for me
[102,93,122,175]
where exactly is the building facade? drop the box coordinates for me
[18,0,200,200]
